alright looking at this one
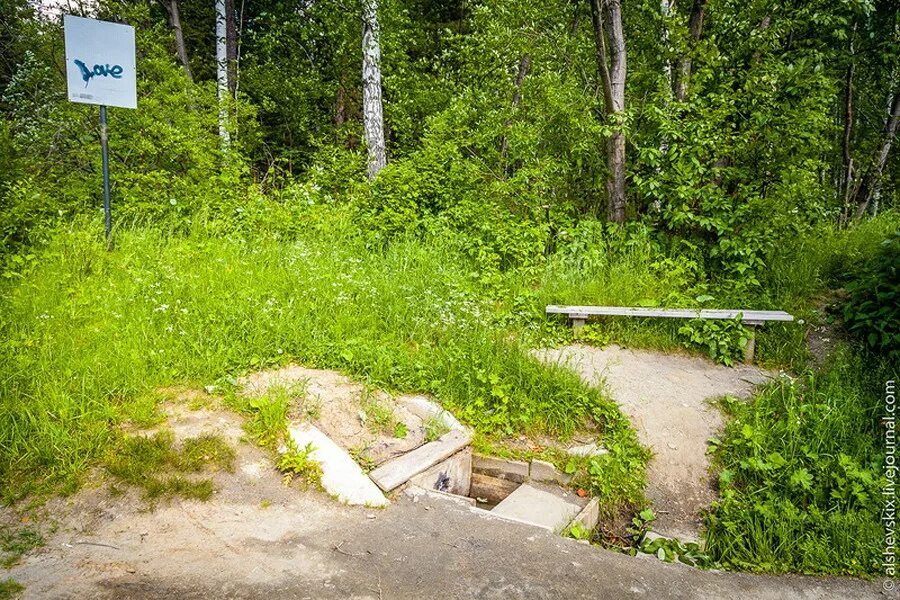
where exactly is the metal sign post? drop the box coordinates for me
[100,105,111,241]
[63,15,137,245]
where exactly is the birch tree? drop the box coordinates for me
[362,0,386,180]
[852,91,900,219]
[673,0,706,102]
[589,0,627,225]
[215,0,230,148]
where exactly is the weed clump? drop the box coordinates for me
[0,526,42,568]
[103,431,234,503]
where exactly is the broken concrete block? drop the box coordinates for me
[401,395,468,433]
[569,497,600,531]
[369,429,471,491]
[287,424,388,507]
[566,443,609,458]
[410,447,472,496]
[490,483,582,533]
[472,454,529,483]
[529,459,572,485]
[469,472,520,505]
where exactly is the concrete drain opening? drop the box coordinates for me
[405,450,600,536]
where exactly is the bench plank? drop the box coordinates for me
[546,305,793,322]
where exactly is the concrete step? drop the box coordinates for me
[490,483,584,533]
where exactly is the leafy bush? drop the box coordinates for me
[843,232,899,359]
[705,351,888,575]
[678,317,752,366]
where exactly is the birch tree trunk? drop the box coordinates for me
[590,0,627,225]
[225,0,238,97]
[853,91,900,220]
[215,0,230,148]
[362,0,386,181]
[673,0,706,102]
[163,0,192,81]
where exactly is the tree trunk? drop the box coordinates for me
[673,0,706,102]
[499,54,531,163]
[590,0,627,225]
[215,0,230,148]
[335,83,346,127]
[362,0,386,181]
[853,91,900,220]
[225,0,238,97]
[163,0,192,81]
[839,50,855,215]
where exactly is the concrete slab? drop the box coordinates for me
[410,447,472,496]
[401,394,468,433]
[287,423,388,508]
[567,443,609,458]
[530,459,573,485]
[570,497,600,531]
[490,483,582,533]
[473,454,529,482]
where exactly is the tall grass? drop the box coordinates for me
[704,349,892,575]
[0,216,644,504]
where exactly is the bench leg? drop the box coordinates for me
[572,318,586,335]
[743,327,756,363]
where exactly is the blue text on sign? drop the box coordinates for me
[74,59,124,86]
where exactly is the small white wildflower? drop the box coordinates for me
[169,198,177,206]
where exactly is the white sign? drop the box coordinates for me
[64,15,137,109]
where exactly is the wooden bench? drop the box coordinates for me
[545,305,794,362]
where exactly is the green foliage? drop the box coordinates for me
[277,440,323,489]
[678,317,751,366]
[423,415,452,442]
[237,388,291,451]
[102,430,232,503]
[178,434,237,473]
[639,536,712,568]
[0,219,645,512]
[0,578,24,599]
[0,525,42,568]
[704,350,889,575]
[843,232,900,359]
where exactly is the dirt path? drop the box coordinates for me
[535,344,774,541]
[3,396,882,599]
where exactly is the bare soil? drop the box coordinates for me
[240,365,429,465]
[3,391,880,599]
[535,344,775,542]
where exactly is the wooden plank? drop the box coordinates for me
[545,305,793,322]
[369,429,471,492]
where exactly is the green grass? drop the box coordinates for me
[0,217,646,512]
[0,578,24,599]
[704,348,892,576]
[102,430,234,502]
[0,526,42,568]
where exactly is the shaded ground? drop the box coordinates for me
[3,398,883,599]
[535,344,775,541]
